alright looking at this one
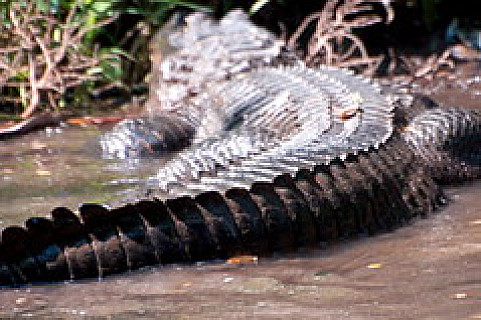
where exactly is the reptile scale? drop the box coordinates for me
[1,10,480,287]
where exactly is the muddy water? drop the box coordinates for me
[0,126,166,227]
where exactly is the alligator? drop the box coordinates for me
[1,10,481,287]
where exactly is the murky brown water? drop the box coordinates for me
[0,125,169,227]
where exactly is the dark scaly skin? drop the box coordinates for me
[1,129,472,287]
[1,11,480,287]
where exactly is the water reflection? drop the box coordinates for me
[0,125,166,226]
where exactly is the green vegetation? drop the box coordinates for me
[0,0,209,118]
[0,0,476,118]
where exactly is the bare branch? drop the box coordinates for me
[22,51,39,118]
[0,1,120,118]
[288,0,394,74]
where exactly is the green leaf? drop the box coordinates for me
[99,60,123,81]
[86,66,103,75]
[100,47,135,61]
[91,1,113,14]
[250,0,270,14]
[53,27,62,43]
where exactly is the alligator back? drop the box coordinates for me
[100,10,286,159]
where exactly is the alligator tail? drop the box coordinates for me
[0,137,444,287]
[401,99,481,183]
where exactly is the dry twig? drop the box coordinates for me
[288,0,393,74]
[388,45,466,81]
[0,1,118,118]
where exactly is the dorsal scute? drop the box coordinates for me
[150,65,395,197]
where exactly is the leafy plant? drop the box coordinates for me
[0,0,121,117]
[0,0,215,117]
